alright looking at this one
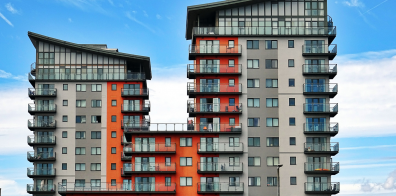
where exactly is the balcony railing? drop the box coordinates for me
[121,152,132,161]
[197,162,243,173]
[124,143,176,154]
[187,83,242,94]
[305,182,340,193]
[28,88,57,97]
[197,142,243,153]
[122,119,150,130]
[121,88,149,97]
[304,142,339,154]
[27,135,56,145]
[197,182,244,193]
[187,64,242,75]
[58,182,176,194]
[122,163,176,174]
[304,162,340,174]
[189,44,242,54]
[30,72,146,81]
[27,168,56,176]
[303,64,337,77]
[28,104,57,114]
[28,119,56,130]
[121,102,150,113]
[303,44,337,54]
[27,184,56,193]
[304,123,339,135]
[303,103,338,116]
[27,151,56,161]
[304,84,338,93]
[188,103,242,113]
[124,123,242,133]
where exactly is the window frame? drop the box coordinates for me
[266,98,278,108]
[62,131,67,138]
[266,137,279,147]
[180,157,193,166]
[63,84,68,91]
[290,137,296,145]
[75,131,86,139]
[180,137,192,147]
[248,118,260,127]
[247,59,259,69]
[76,84,86,92]
[180,177,192,186]
[62,115,68,122]
[248,137,260,147]
[75,147,86,155]
[62,147,67,154]
[111,84,117,91]
[75,163,86,171]
[111,147,116,154]
[62,163,67,170]
[248,157,261,166]
[247,79,260,88]
[288,40,294,48]
[248,177,261,186]
[265,59,278,69]
[266,79,278,88]
[91,100,102,108]
[289,98,296,106]
[289,78,295,87]
[247,98,260,108]
[111,100,117,106]
[111,131,117,138]
[266,118,279,127]
[290,157,296,165]
[290,177,297,185]
[91,84,102,92]
[289,118,296,126]
[63,100,68,106]
[91,131,102,139]
[265,40,278,49]
[247,40,259,49]
[288,59,295,67]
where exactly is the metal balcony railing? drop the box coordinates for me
[27,168,56,176]
[27,184,55,192]
[122,163,176,173]
[122,119,150,130]
[305,182,340,193]
[121,102,150,112]
[187,83,242,93]
[304,142,339,153]
[197,182,244,193]
[31,72,146,81]
[192,26,336,36]
[303,84,338,93]
[304,162,340,173]
[303,64,337,74]
[123,143,176,153]
[28,119,56,129]
[197,142,243,153]
[27,135,56,145]
[303,103,338,113]
[27,151,56,161]
[28,88,57,96]
[58,182,176,193]
[124,123,242,133]
[302,44,337,54]
[189,44,242,54]
[28,104,57,113]
[197,162,243,173]
[187,64,242,74]
[304,123,339,133]
[121,88,149,96]
[187,103,242,113]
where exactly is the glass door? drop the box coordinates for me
[123,179,131,190]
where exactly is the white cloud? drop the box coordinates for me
[125,11,155,33]
[0,70,26,81]
[341,145,396,150]
[156,14,161,19]
[68,18,72,22]
[343,0,364,7]
[0,11,13,27]
[0,178,29,196]
[5,3,19,14]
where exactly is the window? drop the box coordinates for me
[229,137,240,147]
[111,179,116,186]
[266,98,278,108]
[248,118,259,127]
[91,179,101,187]
[76,84,86,92]
[288,59,295,67]
[267,177,277,186]
[111,163,116,170]
[229,177,239,186]
[229,118,235,126]
[62,163,67,170]
[267,157,279,166]
[62,131,67,138]
[249,177,261,186]
[165,177,171,186]
[62,147,67,154]
[76,100,86,107]
[247,40,259,49]
[290,157,296,165]
[248,137,260,147]
[91,84,102,92]
[63,100,68,106]
[289,118,296,126]
[91,131,101,139]
[290,177,297,185]
[229,157,240,166]
[62,115,68,122]
[288,40,294,48]
[289,79,295,87]
[247,98,260,107]
[266,79,278,88]
[111,131,117,138]
[91,147,101,155]
[75,163,86,171]
[75,147,86,155]
[91,100,102,107]
[91,116,101,123]
[111,84,117,91]
[266,118,279,127]
[267,137,279,147]
[180,157,192,166]
[76,115,86,123]
[180,177,192,186]
[289,98,295,106]
[63,84,68,90]
[248,157,261,166]
[247,59,259,68]
[111,115,117,122]
[165,157,171,166]
[265,60,278,69]
[265,40,278,49]
[75,179,85,187]
[247,79,260,88]
[290,137,296,145]
[229,98,235,106]
[76,131,86,139]
[91,163,101,171]
[38,52,55,64]
[228,40,234,48]
[165,138,171,147]
[305,1,325,16]
[229,59,235,67]
[111,147,116,154]
[180,138,192,147]
[229,79,235,87]
[111,100,117,106]
[62,179,67,186]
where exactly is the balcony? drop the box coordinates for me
[197,182,244,194]
[303,103,338,117]
[304,142,339,155]
[304,162,340,175]
[27,151,56,162]
[187,83,242,98]
[303,84,338,98]
[197,162,243,174]
[29,72,146,82]
[30,62,36,75]
[27,168,56,178]
[28,119,56,131]
[188,44,242,60]
[187,64,242,79]
[187,103,242,117]
[304,123,339,136]
[305,182,340,194]
[303,64,337,79]
[197,142,243,154]
[122,163,176,175]
[121,152,132,161]
[58,182,176,195]
[28,88,57,99]
[124,123,242,134]
[28,103,57,115]
[121,102,150,115]
[122,120,150,133]
[27,135,56,146]
[302,44,337,60]
[123,143,176,155]
[121,88,149,99]
[27,184,56,194]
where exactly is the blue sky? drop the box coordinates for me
[0,0,396,195]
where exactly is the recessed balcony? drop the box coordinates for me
[303,64,337,79]
[27,151,56,162]
[303,83,338,98]
[197,142,243,154]
[304,123,339,136]
[27,184,56,194]
[197,162,243,174]
[188,44,242,60]
[305,182,340,194]
[187,64,242,79]
[122,163,176,175]
[187,83,242,98]
[304,162,340,175]
[121,102,150,115]
[187,102,242,117]
[28,88,57,99]
[27,135,56,146]
[27,168,56,178]
[304,142,339,155]
[123,123,242,134]
[28,119,56,131]
[121,88,149,99]
[123,143,176,155]
[302,44,337,60]
[197,182,244,194]
[303,103,338,117]
[28,103,57,115]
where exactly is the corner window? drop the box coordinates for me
[265,40,278,49]
[288,40,294,48]
[288,59,295,67]
[247,79,260,88]
[265,59,278,69]
[247,40,259,49]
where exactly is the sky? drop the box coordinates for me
[0,0,396,195]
